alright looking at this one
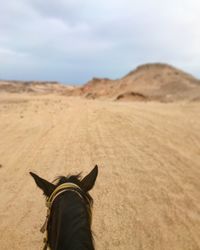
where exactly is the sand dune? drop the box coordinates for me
[0,93,199,250]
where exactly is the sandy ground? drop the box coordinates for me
[0,94,199,250]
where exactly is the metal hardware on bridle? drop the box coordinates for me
[40,183,82,250]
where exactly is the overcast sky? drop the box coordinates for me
[0,0,200,84]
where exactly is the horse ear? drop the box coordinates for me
[81,165,98,192]
[30,172,55,197]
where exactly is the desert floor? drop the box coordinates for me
[0,94,199,250]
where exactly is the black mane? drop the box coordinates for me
[53,174,82,186]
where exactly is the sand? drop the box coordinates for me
[0,93,199,250]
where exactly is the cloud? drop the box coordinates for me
[0,0,200,83]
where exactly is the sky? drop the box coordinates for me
[0,0,200,84]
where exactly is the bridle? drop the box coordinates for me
[41,182,88,250]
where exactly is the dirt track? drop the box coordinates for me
[0,94,199,250]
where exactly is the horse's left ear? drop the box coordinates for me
[30,172,55,197]
[81,165,98,192]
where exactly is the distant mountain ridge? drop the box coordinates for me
[0,80,74,94]
[1,63,200,102]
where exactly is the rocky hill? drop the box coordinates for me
[76,63,200,102]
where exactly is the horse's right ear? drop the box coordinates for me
[81,165,98,192]
[30,172,55,197]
